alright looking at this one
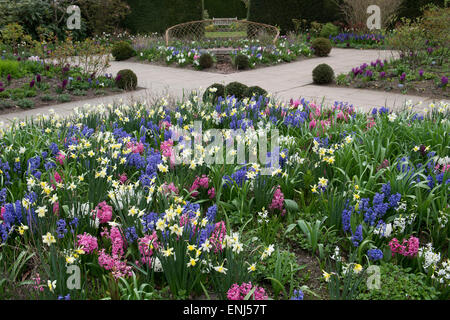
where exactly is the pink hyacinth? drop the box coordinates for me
[389,236,419,257]
[208,187,216,199]
[119,173,128,184]
[161,182,179,196]
[53,171,63,183]
[138,232,158,265]
[53,201,59,215]
[55,151,66,165]
[110,226,125,256]
[1,206,5,220]
[127,141,144,154]
[309,119,316,130]
[77,233,98,254]
[210,221,226,253]
[227,282,268,300]
[269,185,286,216]
[95,201,113,224]
[159,120,171,130]
[160,139,174,158]
[189,175,210,197]
[98,249,132,279]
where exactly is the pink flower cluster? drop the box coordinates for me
[435,163,450,173]
[227,282,268,300]
[161,182,179,196]
[160,139,176,167]
[210,221,226,253]
[127,141,144,154]
[32,273,44,292]
[269,185,286,216]
[389,236,419,257]
[55,151,65,165]
[101,226,126,256]
[95,201,113,224]
[119,173,128,184]
[189,175,215,199]
[98,249,132,279]
[76,232,98,254]
[138,231,159,265]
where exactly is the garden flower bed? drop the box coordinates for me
[335,51,449,99]
[0,55,128,114]
[131,36,313,73]
[0,89,448,300]
[329,32,387,49]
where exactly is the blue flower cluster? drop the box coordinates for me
[290,289,304,300]
[367,248,384,261]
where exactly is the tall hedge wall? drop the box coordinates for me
[124,0,202,34]
[249,0,340,34]
[204,0,248,19]
[249,0,446,33]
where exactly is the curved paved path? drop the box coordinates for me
[1,48,448,125]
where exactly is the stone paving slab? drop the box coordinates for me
[1,48,448,125]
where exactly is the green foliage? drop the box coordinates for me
[203,83,225,102]
[0,60,20,78]
[57,94,72,103]
[199,53,214,69]
[111,41,135,61]
[262,249,306,299]
[116,69,138,90]
[312,37,332,57]
[234,54,250,70]
[225,81,248,99]
[312,64,335,84]
[249,0,341,34]
[320,23,339,38]
[204,0,247,19]
[124,0,202,34]
[357,263,439,300]
[15,98,34,109]
[244,86,267,98]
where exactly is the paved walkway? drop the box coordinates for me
[1,48,448,125]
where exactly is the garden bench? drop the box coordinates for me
[212,17,238,26]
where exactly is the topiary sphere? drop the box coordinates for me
[225,81,248,100]
[203,83,225,102]
[199,53,214,69]
[111,41,135,61]
[312,37,332,57]
[312,64,335,84]
[244,86,268,98]
[234,54,250,70]
[115,69,138,90]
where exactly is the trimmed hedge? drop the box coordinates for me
[248,0,445,33]
[312,64,334,84]
[204,0,247,19]
[225,82,248,100]
[124,0,202,34]
[249,0,341,34]
[116,69,138,90]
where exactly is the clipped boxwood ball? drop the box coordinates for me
[234,54,250,70]
[115,69,138,90]
[244,86,267,98]
[199,53,214,69]
[312,37,332,57]
[312,64,334,84]
[203,83,225,102]
[225,81,248,100]
[111,41,135,61]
